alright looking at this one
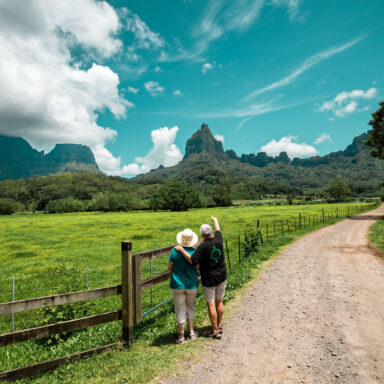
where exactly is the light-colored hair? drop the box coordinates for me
[200,224,213,237]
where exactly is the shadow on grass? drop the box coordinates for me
[151,325,211,346]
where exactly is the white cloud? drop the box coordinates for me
[314,133,333,145]
[202,62,214,74]
[126,86,139,94]
[318,87,377,117]
[122,9,165,50]
[244,36,365,100]
[272,0,303,21]
[260,136,318,158]
[214,134,224,143]
[236,117,252,130]
[154,66,162,72]
[122,126,183,175]
[144,81,165,97]
[173,90,184,97]
[0,0,135,175]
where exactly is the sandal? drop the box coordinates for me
[219,325,223,334]
[189,331,198,341]
[176,337,186,345]
[203,329,222,339]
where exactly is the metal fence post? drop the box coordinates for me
[12,276,15,332]
[85,268,89,290]
[121,241,134,346]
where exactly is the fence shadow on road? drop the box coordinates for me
[347,215,383,221]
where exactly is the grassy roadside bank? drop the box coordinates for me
[0,203,378,383]
[369,212,384,256]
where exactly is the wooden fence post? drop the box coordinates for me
[299,213,302,230]
[225,241,232,274]
[273,222,276,237]
[293,218,296,232]
[322,209,325,222]
[133,254,142,324]
[266,224,269,241]
[280,220,284,236]
[121,241,134,346]
[286,220,290,232]
[238,235,241,263]
[303,215,306,228]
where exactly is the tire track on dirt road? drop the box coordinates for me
[163,205,384,384]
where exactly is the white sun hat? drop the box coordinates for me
[176,228,198,248]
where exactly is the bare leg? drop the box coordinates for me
[188,318,195,335]
[207,302,218,332]
[215,299,224,329]
[177,321,185,339]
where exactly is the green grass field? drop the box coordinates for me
[0,202,377,383]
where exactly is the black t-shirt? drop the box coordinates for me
[191,230,227,287]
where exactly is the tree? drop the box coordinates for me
[365,101,384,159]
[328,180,350,201]
[149,181,201,211]
[212,182,232,207]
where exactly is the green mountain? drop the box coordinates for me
[0,135,102,181]
[136,123,384,196]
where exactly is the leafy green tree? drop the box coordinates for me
[365,101,384,158]
[212,182,232,207]
[149,181,201,211]
[328,180,350,201]
[0,198,24,215]
[44,198,85,213]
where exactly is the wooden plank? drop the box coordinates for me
[133,254,142,324]
[0,343,118,382]
[0,286,121,316]
[121,241,133,346]
[0,311,121,347]
[136,245,175,261]
[141,271,170,291]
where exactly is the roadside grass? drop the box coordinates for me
[369,215,384,256]
[0,202,377,383]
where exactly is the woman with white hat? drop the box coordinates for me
[168,228,199,344]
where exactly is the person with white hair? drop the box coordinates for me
[175,216,226,340]
[169,228,199,345]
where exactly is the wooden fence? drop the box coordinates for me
[0,202,379,381]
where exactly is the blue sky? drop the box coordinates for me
[0,0,383,175]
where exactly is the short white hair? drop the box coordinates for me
[200,224,213,236]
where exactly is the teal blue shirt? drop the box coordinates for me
[169,247,198,289]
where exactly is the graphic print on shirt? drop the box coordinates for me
[210,246,221,263]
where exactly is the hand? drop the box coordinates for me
[211,216,218,222]
[174,245,183,252]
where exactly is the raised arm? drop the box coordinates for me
[174,245,193,264]
[211,216,220,231]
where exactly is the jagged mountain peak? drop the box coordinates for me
[184,123,224,159]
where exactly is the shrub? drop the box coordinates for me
[86,192,135,212]
[149,181,201,211]
[44,198,85,213]
[0,198,24,215]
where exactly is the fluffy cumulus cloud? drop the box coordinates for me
[260,136,318,158]
[314,133,332,145]
[318,87,377,117]
[126,86,139,94]
[122,126,183,175]
[201,62,213,74]
[144,81,165,97]
[0,0,139,174]
[214,134,224,143]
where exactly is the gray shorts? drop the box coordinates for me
[202,280,227,303]
[172,289,197,324]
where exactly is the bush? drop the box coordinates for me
[87,192,136,212]
[0,198,24,215]
[149,181,201,211]
[44,198,85,213]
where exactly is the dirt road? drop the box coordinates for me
[164,206,384,384]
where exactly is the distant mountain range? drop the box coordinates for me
[2,124,383,196]
[0,135,102,181]
[136,123,384,195]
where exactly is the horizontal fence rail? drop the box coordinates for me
[0,311,122,347]
[134,245,175,261]
[0,285,122,315]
